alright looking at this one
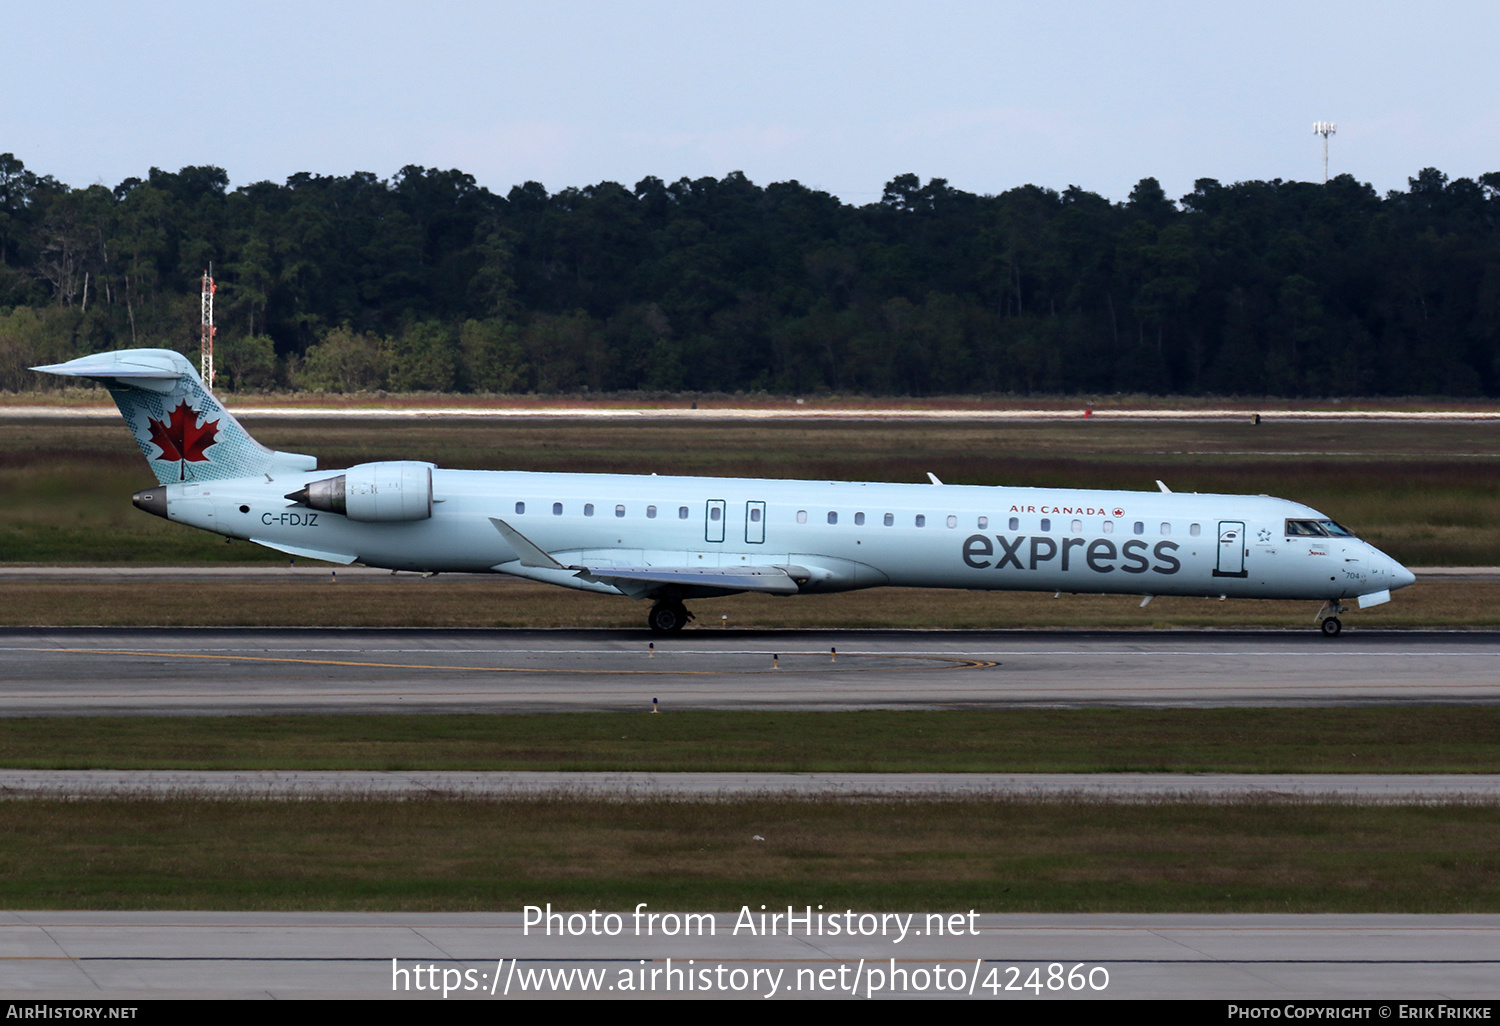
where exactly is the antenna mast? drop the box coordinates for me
[1313,121,1337,184]
[200,267,216,387]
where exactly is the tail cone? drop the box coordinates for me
[132,487,168,519]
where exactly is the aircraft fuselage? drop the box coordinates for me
[154,469,1414,603]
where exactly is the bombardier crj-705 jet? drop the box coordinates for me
[37,349,1416,636]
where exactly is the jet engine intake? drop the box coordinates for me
[285,461,434,521]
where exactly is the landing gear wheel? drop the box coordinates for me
[1320,616,1343,637]
[648,601,691,634]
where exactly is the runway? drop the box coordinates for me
[4,911,1496,999]
[3,626,1500,714]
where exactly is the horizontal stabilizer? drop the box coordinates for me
[32,351,189,382]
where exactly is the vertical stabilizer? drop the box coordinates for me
[32,348,316,484]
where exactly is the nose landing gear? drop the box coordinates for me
[1316,600,1347,637]
[648,600,693,634]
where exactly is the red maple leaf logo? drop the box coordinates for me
[147,402,219,463]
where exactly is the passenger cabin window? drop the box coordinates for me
[678,506,689,519]
[615,504,626,518]
[854,512,864,525]
[915,515,926,527]
[1103,521,1114,534]
[1071,519,1082,534]
[827,511,838,525]
[646,505,657,519]
[946,515,957,528]
[797,510,808,524]
[552,502,563,516]
[883,513,894,526]
[1160,522,1171,535]
[584,503,594,517]
[978,516,988,529]
[1008,517,1019,531]
[1133,521,1144,535]
[515,501,525,515]
[1040,518,1051,532]
[751,508,763,522]
[710,506,722,521]
[1190,523,1201,536]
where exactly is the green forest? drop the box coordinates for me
[1,153,1497,397]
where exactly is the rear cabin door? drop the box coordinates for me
[1214,520,1247,577]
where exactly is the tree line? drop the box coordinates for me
[1,153,1497,396]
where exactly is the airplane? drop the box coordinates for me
[34,348,1417,636]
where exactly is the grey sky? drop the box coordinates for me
[9,1,1496,204]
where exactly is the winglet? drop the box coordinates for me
[926,472,943,485]
[489,518,565,569]
[1156,480,1172,493]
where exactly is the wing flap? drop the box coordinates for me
[575,565,800,594]
[249,538,359,565]
[487,517,801,595]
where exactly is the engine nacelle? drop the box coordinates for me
[286,461,434,522]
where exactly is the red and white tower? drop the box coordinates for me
[200,268,217,387]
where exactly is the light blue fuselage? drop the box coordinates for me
[165,469,1415,603]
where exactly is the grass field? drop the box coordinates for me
[4,415,1500,566]
[3,798,1497,912]
[3,708,1498,773]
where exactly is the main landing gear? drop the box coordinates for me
[1316,600,1347,638]
[648,600,694,634]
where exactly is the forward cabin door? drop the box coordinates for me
[1214,520,1247,577]
[745,501,766,544]
[705,499,726,543]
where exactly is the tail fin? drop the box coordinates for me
[32,348,316,484]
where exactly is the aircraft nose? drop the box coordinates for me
[1391,561,1417,590]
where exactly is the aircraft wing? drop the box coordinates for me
[570,565,800,594]
[487,517,802,595]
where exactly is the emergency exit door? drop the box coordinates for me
[705,499,726,543]
[745,501,766,544]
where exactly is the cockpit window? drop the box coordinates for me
[1285,518,1359,538]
